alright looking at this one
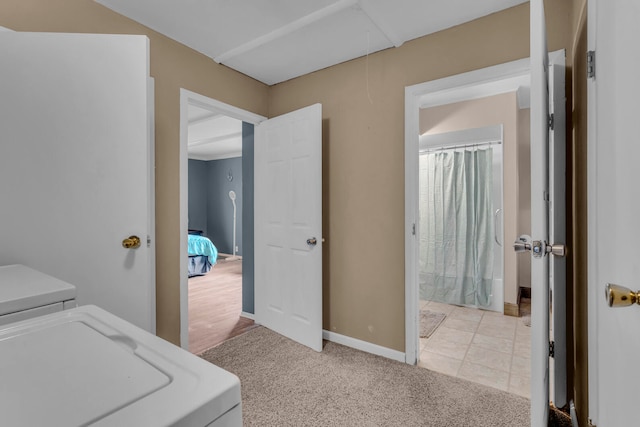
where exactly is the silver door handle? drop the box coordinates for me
[513,235,532,253]
[494,209,502,246]
[605,283,640,307]
[513,235,567,258]
[307,237,317,246]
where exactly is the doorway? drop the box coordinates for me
[186,105,250,354]
[405,57,542,397]
[179,89,266,351]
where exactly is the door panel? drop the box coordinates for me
[530,1,551,424]
[588,1,640,425]
[548,60,567,408]
[531,1,568,423]
[255,104,322,351]
[0,32,154,332]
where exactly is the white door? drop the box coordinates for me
[547,57,567,409]
[254,104,322,351]
[0,32,155,332]
[588,1,640,425]
[530,1,567,424]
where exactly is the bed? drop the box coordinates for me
[188,232,218,277]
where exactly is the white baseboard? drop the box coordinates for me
[322,330,406,363]
[240,311,255,320]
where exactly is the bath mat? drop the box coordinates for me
[420,310,446,338]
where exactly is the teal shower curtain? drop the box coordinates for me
[419,147,494,307]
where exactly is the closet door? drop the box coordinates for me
[0,32,155,332]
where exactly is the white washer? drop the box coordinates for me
[0,264,77,326]
[0,305,242,426]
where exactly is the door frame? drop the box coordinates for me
[405,57,529,364]
[404,51,564,365]
[179,89,266,349]
[586,0,598,419]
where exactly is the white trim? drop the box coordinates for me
[322,330,406,363]
[240,311,255,320]
[179,92,189,349]
[0,26,14,32]
[147,76,157,335]
[183,90,267,124]
[417,60,531,109]
[586,0,599,422]
[420,124,503,149]
[179,89,267,350]
[404,84,420,365]
[404,52,563,366]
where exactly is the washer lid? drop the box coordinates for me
[1,321,169,426]
[0,265,76,315]
[0,306,241,426]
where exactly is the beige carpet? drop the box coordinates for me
[200,326,530,426]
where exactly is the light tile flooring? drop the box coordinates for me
[418,299,531,398]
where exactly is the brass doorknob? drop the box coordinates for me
[122,235,141,249]
[605,283,640,307]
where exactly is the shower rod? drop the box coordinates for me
[419,140,501,153]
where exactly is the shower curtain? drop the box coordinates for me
[419,147,494,307]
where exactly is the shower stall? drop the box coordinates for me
[418,125,504,313]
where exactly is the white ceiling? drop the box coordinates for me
[94,0,529,85]
[101,0,529,158]
[187,105,243,161]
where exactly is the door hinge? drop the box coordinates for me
[587,50,596,79]
[412,223,416,236]
[147,235,151,248]
[549,340,555,358]
[548,113,554,131]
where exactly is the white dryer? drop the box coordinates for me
[0,264,76,326]
[0,305,242,426]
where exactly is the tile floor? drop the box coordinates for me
[418,299,532,398]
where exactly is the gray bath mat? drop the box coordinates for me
[420,310,446,338]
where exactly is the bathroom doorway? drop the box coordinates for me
[417,110,531,398]
[405,58,537,397]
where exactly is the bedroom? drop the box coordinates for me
[186,104,256,354]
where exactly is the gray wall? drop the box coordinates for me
[188,157,242,255]
[242,122,255,314]
[187,159,209,234]
[206,157,243,255]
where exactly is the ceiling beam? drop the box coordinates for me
[214,0,359,64]
[188,132,242,148]
[188,112,221,126]
[358,0,404,48]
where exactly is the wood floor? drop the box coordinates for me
[188,258,256,354]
